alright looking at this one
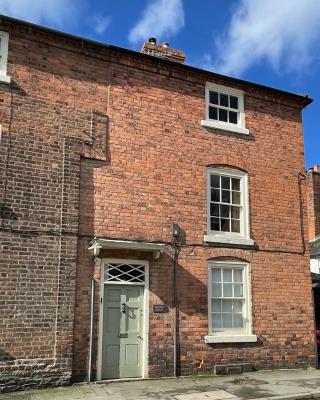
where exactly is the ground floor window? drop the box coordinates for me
[208,260,252,336]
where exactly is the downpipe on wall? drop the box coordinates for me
[87,279,95,383]
[172,224,182,378]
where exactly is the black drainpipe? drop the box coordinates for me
[172,224,181,377]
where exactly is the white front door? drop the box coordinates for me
[99,260,148,380]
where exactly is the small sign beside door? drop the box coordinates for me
[153,304,169,313]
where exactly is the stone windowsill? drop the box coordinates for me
[204,235,254,247]
[201,120,250,135]
[0,75,11,83]
[205,334,257,344]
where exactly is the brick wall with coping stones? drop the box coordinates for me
[307,168,320,240]
[0,19,315,390]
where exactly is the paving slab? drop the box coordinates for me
[175,389,238,400]
[1,369,320,400]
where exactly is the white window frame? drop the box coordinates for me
[0,31,10,83]
[201,82,249,135]
[205,260,257,343]
[204,167,253,246]
[311,257,320,275]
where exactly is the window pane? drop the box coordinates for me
[212,283,222,297]
[210,203,220,217]
[221,218,230,232]
[209,106,218,120]
[220,93,229,107]
[223,283,233,297]
[211,189,220,202]
[231,219,240,233]
[210,218,220,231]
[221,176,230,189]
[229,111,238,124]
[233,299,242,312]
[219,108,228,122]
[212,268,222,282]
[233,314,243,328]
[223,268,232,282]
[234,284,243,297]
[231,178,240,191]
[221,205,230,218]
[212,299,221,312]
[231,206,240,219]
[222,190,230,203]
[209,91,219,105]
[222,313,232,328]
[232,191,240,205]
[222,299,232,312]
[233,269,243,283]
[210,265,247,332]
[210,174,220,188]
[230,95,238,109]
[212,313,221,328]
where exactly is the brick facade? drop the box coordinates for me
[0,16,316,392]
[307,166,320,241]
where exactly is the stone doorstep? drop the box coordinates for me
[73,376,179,386]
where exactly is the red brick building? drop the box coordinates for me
[307,166,320,352]
[307,167,320,281]
[0,15,316,392]
[307,166,320,243]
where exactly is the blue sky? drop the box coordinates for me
[1,0,319,168]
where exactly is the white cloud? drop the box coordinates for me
[211,0,320,76]
[129,0,184,45]
[93,15,112,35]
[0,0,83,28]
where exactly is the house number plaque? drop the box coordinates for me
[153,304,169,313]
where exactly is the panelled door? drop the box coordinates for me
[101,261,146,380]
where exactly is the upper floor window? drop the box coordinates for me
[205,168,253,246]
[201,83,249,135]
[0,31,10,83]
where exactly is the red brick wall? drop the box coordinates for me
[307,168,320,240]
[0,21,108,391]
[0,18,315,390]
[74,38,314,378]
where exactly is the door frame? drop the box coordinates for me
[97,258,149,381]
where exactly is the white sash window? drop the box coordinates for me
[0,31,10,83]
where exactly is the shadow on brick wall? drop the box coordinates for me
[0,348,15,361]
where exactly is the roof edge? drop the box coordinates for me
[0,14,313,108]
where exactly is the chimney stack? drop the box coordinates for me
[308,165,320,173]
[141,38,186,64]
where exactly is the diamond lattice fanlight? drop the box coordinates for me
[104,263,145,283]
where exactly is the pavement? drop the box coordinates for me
[2,369,320,400]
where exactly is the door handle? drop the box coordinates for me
[121,302,126,314]
[137,334,143,339]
